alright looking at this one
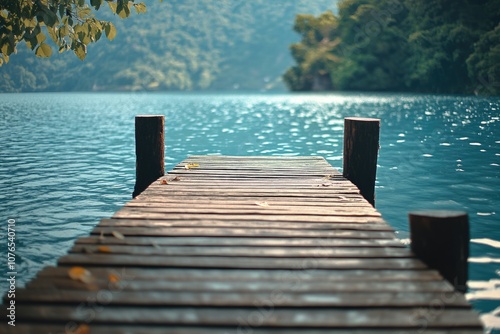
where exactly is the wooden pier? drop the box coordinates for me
[2,155,483,333]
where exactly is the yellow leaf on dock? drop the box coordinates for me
[255,201,270,207]
[184,163,200,170]
[68,267,94,284]
[97,246,112,253]
[160,179,168,185]
[108,273,120,284]
[71,324,90,334]
[112,231,125,240]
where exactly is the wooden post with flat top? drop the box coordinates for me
[409,210,469,293]
[132,115,164,198]
[343,117,380,206]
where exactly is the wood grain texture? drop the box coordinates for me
[4,155,482,332]
[0,325,484,334]
[5,306,483,327]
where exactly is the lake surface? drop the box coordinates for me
[0,92,499,332]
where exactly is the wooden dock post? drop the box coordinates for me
[132,115,164,198]
[343,117,380,206]
[409,210,469,293]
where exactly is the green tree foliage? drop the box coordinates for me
[284,0,500,95]
[0,0,335,92]
[467,24,500,95]
[0,0,148,66]
[284,11,341,91]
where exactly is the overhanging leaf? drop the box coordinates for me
[107,1,117,14]
[105,22,117,41]
[1,40,14,56]
[35,43,52,58]
[116,1,131,19]
[42,8,58,27]
[59,25,69,38]
[134,3,147,14]
[73,43,86,60]
[35,31,47,44]
[23,18,36,28]
[90,0,103,10]
[47,27,59,43]
[58,4,65,18]
[78,7,92,19]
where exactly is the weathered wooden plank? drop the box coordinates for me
[166,172,341,178]
[9,306,483,328]
[26,278,453,293]
[57,253,426,269]
[139,192,366,201]
[141,189,361,197]
[186,155,328,160]
[2,325,484,334]
[136,194,367,203]
[161,179,353,185]
[12,289,470,308]
[70,244,412,258]
[75,236,406,248]
[125,200,377,210]
[152,187,355,195]
[181,156,332,163]
[152,184,360,191]
[156,177,352,184]
[35,266,444,281]
[97,219,392,231]
[169,167,338,173]
[176,158,331,164]
[169,171,340,177]
[169,162,341,168]
[178,162,332,168]
[173,164,337,171]
[111,213,386,224]
[156,177,348,184]
[164,171,343,179]
[145,184,359,194]
[173,165,337,170]
[177,161,337,169]
[115,207,381,217]
[91,226,395,238]
[151,184,361,191]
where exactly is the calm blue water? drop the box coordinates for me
[0,92,499,331]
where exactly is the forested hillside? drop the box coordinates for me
[0,0,335,92]
[284,0,499,95]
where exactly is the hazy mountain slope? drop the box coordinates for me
[0,0,337,92]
